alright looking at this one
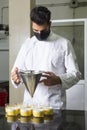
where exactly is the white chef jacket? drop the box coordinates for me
[11,31,81,109]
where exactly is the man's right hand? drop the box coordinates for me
[11,67,21,84]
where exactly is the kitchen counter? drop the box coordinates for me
[0,108,86,130]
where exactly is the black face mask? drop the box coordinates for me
[34,29,50,41]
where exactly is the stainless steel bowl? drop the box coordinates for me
[19,70,42,97]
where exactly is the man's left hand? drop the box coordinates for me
[39,71,61,86]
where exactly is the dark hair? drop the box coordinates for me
[30,6,51,25]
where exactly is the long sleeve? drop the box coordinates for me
[59,40,81,90]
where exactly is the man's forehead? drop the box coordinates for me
[32,22,48,31]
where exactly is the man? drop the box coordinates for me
[11,6,81,109]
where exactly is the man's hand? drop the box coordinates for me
[11,67,21,84]
[39,71,61,86]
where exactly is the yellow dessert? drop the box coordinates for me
[20,108,32,117]
[33,109,44,117]
[5,104,20,116]
[43,107,53,115]
[6,107,17,116]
